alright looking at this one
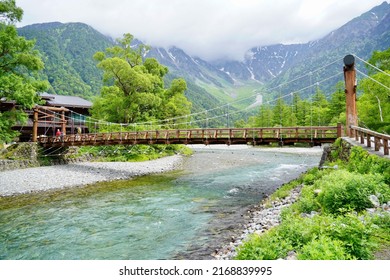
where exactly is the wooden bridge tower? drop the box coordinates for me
[343,54,358,137]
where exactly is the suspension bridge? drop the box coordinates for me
[31,54,390,156]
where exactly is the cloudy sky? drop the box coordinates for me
[16,0,386,61]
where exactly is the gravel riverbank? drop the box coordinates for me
[212,186,302,260]
[0,155,184,196]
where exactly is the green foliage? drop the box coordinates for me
[91,33,191,126]
[235,228,294,260]
[0,0,22,24]
[315,170,389,214]
[294,184,320,214]
[348,146,390,183]
[297,236,351,260]
[357,48,390,134]
[0,1,48,143]
[237,139,390,260]
[18,22,113,98]
[327,214,376,259]
[236,213,375,260]
[78,144,191,162]
[368,48,390,73]
[250,85,342,128]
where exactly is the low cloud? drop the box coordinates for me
[17,0,386,61]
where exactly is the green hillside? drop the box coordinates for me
[18,22,113,98]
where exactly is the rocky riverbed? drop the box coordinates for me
[212,186,303,260]
[0,155,184,196]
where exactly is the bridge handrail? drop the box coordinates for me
[37,125,341,146]
[350,125,389,156]
[350,125,390,140]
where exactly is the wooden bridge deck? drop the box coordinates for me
[37,125,342,148]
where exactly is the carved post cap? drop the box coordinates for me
[343,54,355,69]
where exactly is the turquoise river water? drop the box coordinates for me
[0,146,322,260]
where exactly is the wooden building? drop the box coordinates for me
[1,93,92,142]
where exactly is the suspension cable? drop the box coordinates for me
[355,67,390,95]
[353,54,390,78]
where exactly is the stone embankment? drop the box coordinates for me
[0,143,95,171]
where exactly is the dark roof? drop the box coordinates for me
[40,93,92,109]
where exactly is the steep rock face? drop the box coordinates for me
[215,44,306,83]
[148,46,234,86]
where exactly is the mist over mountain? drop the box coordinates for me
[18,1,390,111]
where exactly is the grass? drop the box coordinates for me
[75,144,193,162]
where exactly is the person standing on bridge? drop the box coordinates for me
[56,129,63,142]
[76,127,81,141]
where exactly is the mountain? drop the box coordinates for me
[17,1,390,112]
[18,22,233,117]
[215,1,390,97]
[18,22,113,98]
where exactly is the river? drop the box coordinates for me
[0,145,322,260]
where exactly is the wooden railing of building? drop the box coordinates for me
[350,125,390,156]
[37,124,343,148]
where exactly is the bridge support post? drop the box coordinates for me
[343,55,358,138]
[337,123,343,138]
[32,107,38,142]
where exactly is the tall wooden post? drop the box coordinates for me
[32,108,38,142]
[61,108,66,135]
[343,54,357,137]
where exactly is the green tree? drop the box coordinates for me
[368,48,390,74]
[358,48,390,133]
[272,98,286,127]
[92,34,191,127]
[0,0,48,143]
[0,0,22,23]
[254,103,274,127]
[327,81,346,125]
[310,88,330,126]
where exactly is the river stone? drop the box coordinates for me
[369,195,380,208]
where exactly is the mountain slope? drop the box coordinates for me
[18,22,113,98]
[217,1,390,98]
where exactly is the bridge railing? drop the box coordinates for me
[37,125,342,147]
[350,125,390,156]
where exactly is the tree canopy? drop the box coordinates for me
[91,34,191,128]
[358,48,390,133]
[0,0,48,143]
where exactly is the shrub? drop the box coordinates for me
[297,236,352,260]
[315,170,389,214]
[348,146,390,183]
[293,184,321,214]
[235,229,293,260]
[236,213,376,260]
[326,214,376,259]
